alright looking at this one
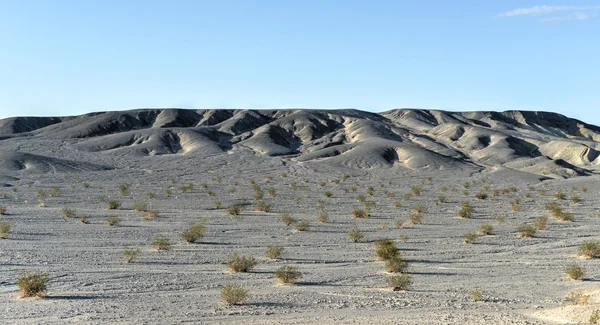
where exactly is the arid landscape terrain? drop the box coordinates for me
[1,108,600,324]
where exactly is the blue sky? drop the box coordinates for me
[1,1,599,124]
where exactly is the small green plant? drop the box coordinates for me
[107,200,120,210]
[348,226,364,243]
[227,252,257,272]
[265,245,284,259]
[564,265,585,280]
[470,290,483,302]
[464,232,477,244]
[318,213,329,223]
[274,265,302,284]
[387,274,412,291]
[281,213,296,226]
[180,221,207,243]
[0,222,11,239]
[221,282,248,305]
[122,247,141,263]
[132,201,148,212]
[495,216,505,224]
[294,221,309,232]
[457,202,473,218]
[61,208,75,218]
[16,270,49,298]
[375,238,399,260]
[119,184,129,196]
[152,236,171,251]
[517,224,536,238]
[578,240,600,258]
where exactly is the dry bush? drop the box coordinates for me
[323,191,332,198]
[48,187,61,197]
[152,236,171,251]
[356,194,366,202]
[0,206,6,215]
[256,200,270,212]
[281,213,296,226]
[554,190,566,200]
[181,222,206,243]
[411,186,421,196]
[475,191,488,200]
[16,270,48,298]
[107,200,120,210]
[409,212,422,225]
[0,222,11,239]
[294,221,309,232]
[495,216,505,224]
[79,215,90,224]
[464,232,477,244]
[221,282,248,305]
[411,204,425,214]
[533,217,548,230]
[318,213,329,223]
[393,201,401,208]
[578,240,600,258]
[375,238,399,260]
[457,202,473,218]
[214,200,222,209]
[367,186,374,196]
[227,205,243,216]
[387,274,412,291]
[265,245,284,259]
[227,252,257,272]
[510,199,521,212]
[267,188,277,197]
[403,193,412,201]
[570,196,581,204]
[119,184,129,196]
[435,196,446,205]
[274,266,302,284]
[517,224,536,238]
[143,210,158,220]
[61,208,75,218]
[352,207,368,218]
[347,226,364,243]
[564,265,585,280]
[565,290,589,305]
[132,201,148,212]
[590,310,600,324]
[385,255,408,273]
[479,224,493,235]
[470,290,483,302]
[122,247,141,263]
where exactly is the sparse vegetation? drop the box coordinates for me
[221,282,248,306]
[107,200,120,210]
[590,310,600,324]
[578,240,600,258]
[565,290,589,305]
[0,206,6,215]
[119,184,129,196]
[281,213,296,226]
[181,221,207,243]
[470,290,483,302]
[387,274,412,291]
[464,232,477,244]
[265,245,284,259]
[16,270,49,298]
[375,238,399,260]
[122,247,141,263]
[533,217,548,230]
[143,210,158,220]
[385,255,408,273]
[318,213,329,223]
[256,200,270,212]
[564,265,585,280]
[227,252,257,272]
[294,221,309,232]
[132,201,148,212]
[352,207,368,218]
[348,226,364,243]
[227,205,243,216]
[517,224,536,238]
[61,208,75,218]
[457,202,473,218]
[0,222,11,239]
[274,266,302,284]
[152,236,171,251]
[479,224,493,235]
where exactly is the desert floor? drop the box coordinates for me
[1,149,600,324]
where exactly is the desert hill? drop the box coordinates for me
[0,108,598,178]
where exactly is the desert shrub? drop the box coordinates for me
[356,194,366,202]
[565,290,589,305]
[119,184,129,196]
[385,255,408,273]
[403,193,412,201]
[570,196,581,204]
[274,266,302,284]
[366,186,374,196]
[227,205,243,216]
[510,199,521,212]
[281,213,296,226]
[470,290,483,302]
[181,222,206,243]
[227,252,257,272]
[318,213,329,223]
[79,215,90,224]
[341,173,350,181]
[479,224,493,235]
[464,232,477,244]
[554,190,566,200]
[123,247,141,263]
[564,265,585,280]
[412,204,425,214]
[107,200,120,210]
[375,239,399,260]
[582,187,588,193]
[352,207,368,218]
[533,217,548,230]
[386,191,396,199]
[61,208,75,218]
[265,245,284,259]
[48,187,61,197]
[0,222,11,239]
[214,200,222,209]
[16,270,48,298]
[206,190,215,197]
[411,186,421,196]
[294,197,301,204]
[401,234,408,243]
[590,310,600,324]
[146,192,155,199]
[409,212,422,225]
[179,183,193,193]
[267,188,277,198]
[393,201,401,208]
[0,206,6,215]
[254,190,264,200]
[463,182,470,189]
[221,282,248,305]
[435,196,446,205]
[132,201,148,212]
[578,240,600,258]
[256,200,270,212]
[294,221,309,232]
[316,199,325,211]
[475,191,488,200]
[142,210,157,220]
[323,191,332,198]
[495,216,505,224]
[457,202,473,218]
[152,236,171,251]
[387,274,412,291]
[348,226,364,243]
[364,201,376,209]
[517,224,536,238]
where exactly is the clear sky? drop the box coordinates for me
[1,1,599,124]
